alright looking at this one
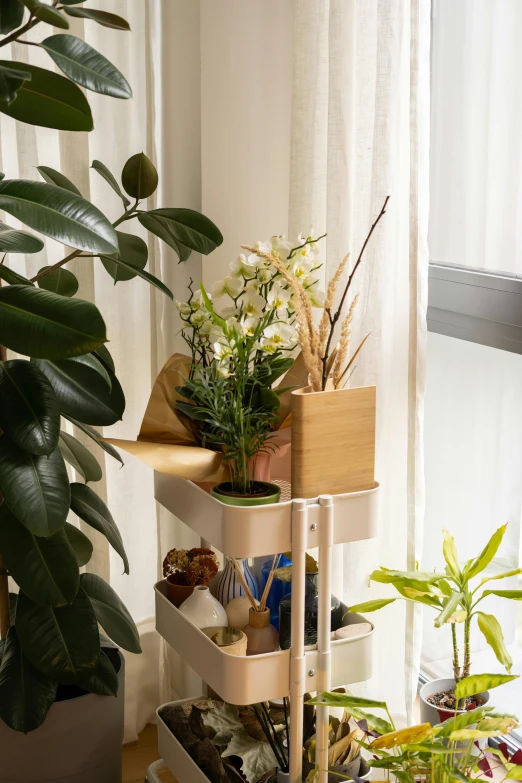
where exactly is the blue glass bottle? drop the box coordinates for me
[261,553,292,629]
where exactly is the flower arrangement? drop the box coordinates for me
[174,231,326,497]
[162,547,219,586]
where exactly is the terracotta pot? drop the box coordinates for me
[166,572,195,608]
[291,385,376,498]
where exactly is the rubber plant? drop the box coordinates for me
[0,0,223,733]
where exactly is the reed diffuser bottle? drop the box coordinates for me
[227,556,281,655]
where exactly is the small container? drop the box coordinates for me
[165,572,195,608]
[261,553,292,629]
[202,626,247,656]
[243,608,279,655]
[226,596,259,629]
[178,585,228,629]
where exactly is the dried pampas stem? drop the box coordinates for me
[332,294,359,389]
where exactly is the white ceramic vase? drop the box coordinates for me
[178,585,228,628]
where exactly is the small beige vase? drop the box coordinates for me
[243,608,279,655]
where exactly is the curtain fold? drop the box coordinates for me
[1,0,430,737]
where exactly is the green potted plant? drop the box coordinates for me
[0,3,223,781]
[348,525,522,724]
[174,235,326,506]
[308,673,520,783]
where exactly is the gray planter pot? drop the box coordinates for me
[0,649,125,783]
[420,677,489,727]
[277,757,371,782]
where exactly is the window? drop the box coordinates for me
[424,0,522,741]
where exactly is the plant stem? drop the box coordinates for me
[320,196,389,389]
[0,17,40,48]
[451,624,461,682]
[462,616,471,679]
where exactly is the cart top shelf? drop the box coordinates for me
[154,473,380,558]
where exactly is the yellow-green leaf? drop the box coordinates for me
[370,723,433,749]
[442,529,461,580]
[465,524,507,580]
[455,673,518,701]
[477,612,513,672]
[347,598,396,614]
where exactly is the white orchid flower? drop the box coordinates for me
[175,300,192,318]
[271,235,292,261]
[241,316,259,337]
[267,282,291,311]
[229,253,259,278]
[255,240,273,255]
[245,278,261,292]
[191,290,210,306]
[215,304,238,320]
[263,322,297,348]
[213,340,233,361]
[239,290,266,319]
[291,255,314,280]
[257,267,273,284]
[199,319,213,336]
[211,276,243,299]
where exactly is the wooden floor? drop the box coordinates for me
[122,724,177,783]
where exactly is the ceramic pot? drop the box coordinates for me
[202,626,248,656]
[0,648,124,783]
[217,557,259,606]
[243,607,279,655]
[291,385,376,498]
[420,677,490,726]
[166,572,195,608]
[211,481,281,507]
[178,585,228,628]
[225,595,259,629]
[278,574,343,650]
[276,757,370,782]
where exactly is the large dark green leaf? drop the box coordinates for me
[81,573,140,652]
[33,4,68,28]
[0,286,107,359]
[0,61,92,131]
[41,35,131,99]
[70,483,128,573]
[37,266,79,297]
[16,589,100,685]
[0,63,30,104]
[0,220,44,253]
[64,6,130,30]
[100,230,148,282]
[0,504,79,606]
[0,0,24,35]
[0,438,70,536]
[62,414,124,465]
[91,160,130,207]
[93,344,115,373]
[37,165,81,196]
[122,153,157,199]
[0,266,32,285]
[67,351,112,388]
[138,208,223,256]
[59,430,102,483]
[0,179,117,253]
[32,358,125,426]
[82,648,118,696]
[0,359,59,455]
[99,256,173,299]
[64,522,93,567]
[0,627,57,734]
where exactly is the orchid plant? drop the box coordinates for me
[174,232,326,494]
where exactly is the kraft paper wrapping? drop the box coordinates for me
[104,352,307,481]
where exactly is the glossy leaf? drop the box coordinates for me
[64,6,130,30]
[476,612,513,672]
[371,724,433,749]
[434,592,464,628]
[455,673,518,701]
[437,705,494,737]
[59,430,102,483]
[0,0,24,35]
[32,358,125,426]
[98,255,173,299]
[139,208,223,256]
[0,504,78,606]
[465,525,507,581]
[122,152,157,199]
[33,4,68,28]
[70,483,128,573]
[41,35,131,99]
[0,627,57,734]
[307,692,388,710]
[506,767,522,779]
[93,343,115,373]
[0,286,107,359]
[0,359,59,455]
[16,589,100,685]
[0,220,43,253]
[450,715,519,741]
[100,230,147,282]
[91,159,130,207]
[67,352,112,388]
[0,61,92,131]
[0,179,117,253]
[371,568,445,585]
[62,414,124,465]
[82,648,118,696]
[481,589,522,601]
[64,522,93,567]
[81,573,141,652]
[0,63,31,104]
[0,265,32,285]
[442,529,461,580]
[37,266,79,297]
[348,598,396,613]
[0,437,70,536]
[37,165,81,196]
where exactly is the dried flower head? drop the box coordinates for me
[163,546,219,585]
[163,548,190,577]
[186,554,219,586]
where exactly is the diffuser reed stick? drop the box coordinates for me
[229,555,281,613]
[259,554,281,611]
[229,558,257,609]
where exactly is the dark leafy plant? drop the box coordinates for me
[0,3,224,734]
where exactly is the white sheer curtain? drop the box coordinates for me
[1,0,430,736]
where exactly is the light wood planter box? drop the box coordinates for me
[291,385,376,499]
